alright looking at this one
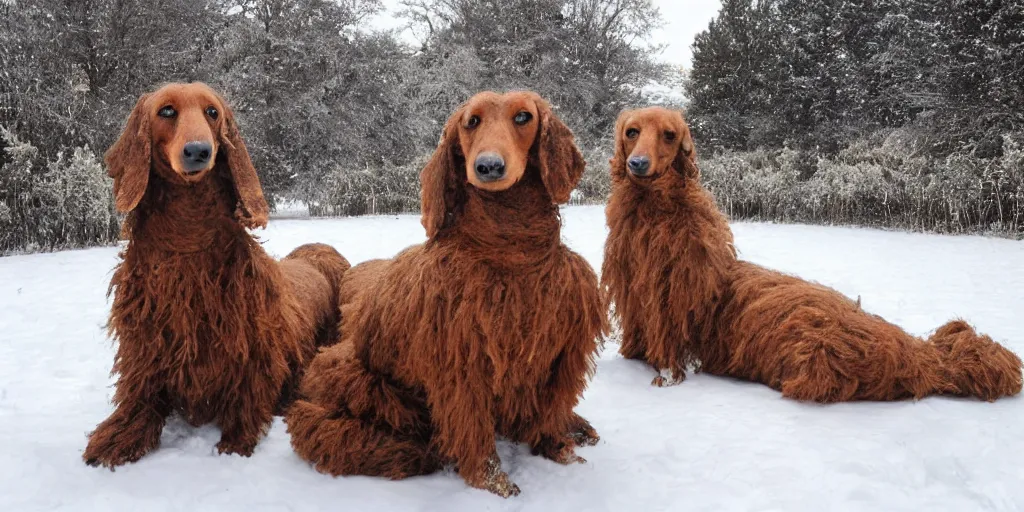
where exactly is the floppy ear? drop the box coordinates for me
[218,98,269,229]
[104,94,152,213]
[673,111,699,181]
[420,107,466,238]
[610,109,632,180]
[535,98,585,204]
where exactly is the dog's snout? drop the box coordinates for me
[182,141,213,174]
[627,156,651,176]
[474,152,506,182]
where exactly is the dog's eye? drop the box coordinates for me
[205,107,219,120]
[625,128,640,139]
[157,106,177,118]
[466,115,480,129]
[664,131,677,141]
[513,111,533,125]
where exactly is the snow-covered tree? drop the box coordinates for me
[934,0,1024,157]
[687,0,781,151]
[34,146,116,250]
[0,128,116,252]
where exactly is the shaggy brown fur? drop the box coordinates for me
[83,83,350,468]
[602,106,1023,402]
[286,91,607,497]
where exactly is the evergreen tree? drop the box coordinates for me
[935,0,1024,156]
[688,0,780,151]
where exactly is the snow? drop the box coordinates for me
[1,205,1022,511]
[641,80,688,106]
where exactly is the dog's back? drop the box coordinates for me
[284,243,351,298]
[339,258,391,307]
[282,243,351,345]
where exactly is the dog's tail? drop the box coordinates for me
[927,320,1023,401]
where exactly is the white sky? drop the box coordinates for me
[370,0,722,69]
[651,1,722,67]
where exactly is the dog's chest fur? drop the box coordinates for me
[609,203,697,305]
[111,239,290,424]
[464,255,580,382]
[379,241,601,423]
[449,249,599,422]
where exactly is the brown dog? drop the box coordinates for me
[285,91,607,497]
[83,83,350,468]
[602,106,1022,402]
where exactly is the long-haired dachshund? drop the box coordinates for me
[285,91,607,497]
[83,83,350,468]
[602,106,1022,402]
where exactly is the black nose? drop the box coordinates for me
[474,153,506,182]
[627,156,651,176]
[182,141,213,174]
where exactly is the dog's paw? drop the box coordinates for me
[481,468,521,498]
[652,368,686,387]
[468,456,521,498]
[569,414,600,447]
[570,429,600,447]
[486,476,522,499]
[559,452,587,465]
[82,416,163,469]
[83,435,156,469]
[83,449,142,469]
[534,437,587,465]
[216,438,256,457]
[549,445,587,465]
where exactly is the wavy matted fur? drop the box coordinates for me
[602,106,1022,402]
[286,91,607,498]
[83,83,350,468]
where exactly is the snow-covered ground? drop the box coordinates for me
[1,205,1022,512]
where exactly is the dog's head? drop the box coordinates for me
[419,91,585,238]
[104,82,269,229]
[611,107,697,188]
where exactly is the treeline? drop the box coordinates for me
[5,0,1020,255]
[688,0,1024,235]
[0,0,671,253]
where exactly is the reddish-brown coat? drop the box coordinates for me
[82,83,350,468]
[602,107,1022,402]
[286,91,607,497]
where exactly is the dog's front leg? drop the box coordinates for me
[216,366,280,457]
[83,386,170,468]
[528,343,600,464]
[618,310,648,361]
[428,377,519,498]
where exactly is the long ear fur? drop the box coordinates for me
[105,94,152,213]
[420,107,466,238]
[535,98,585,204]
[673,111,699,181]
[610,109,632,180]
[218,97,269,229]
